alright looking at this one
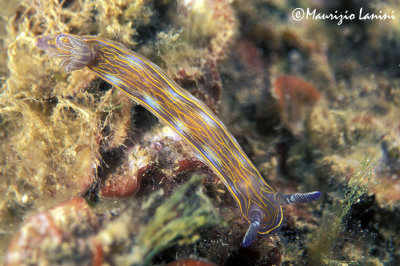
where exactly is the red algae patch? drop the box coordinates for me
[273,75,321,136]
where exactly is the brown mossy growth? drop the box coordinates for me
[7,0,95,39]
[6,197,100,266]
[6,0,154,47]
[0,2,18,75]
[307,157,375,264]
[172,0,237,67]
[1,0,98,212]
[315,155,356,185]
[0,0,143,241]
[306,105,387,158]
[98,90,133,150]
[96,0,154,46]
[345,114,382,144]
[0,36,102,199]
[156,0,238,111]
[273,75,321,137]
[306,105,342,154]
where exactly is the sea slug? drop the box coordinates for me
[36,33,321,247]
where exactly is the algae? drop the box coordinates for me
[97,175,220,266]
[308,156,376,264]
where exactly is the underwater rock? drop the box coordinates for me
[6,197,99,266]
[100,125,216,198]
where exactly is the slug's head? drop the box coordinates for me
[242,200,283,248]
[242,190,321,247]
[36,33,95,72]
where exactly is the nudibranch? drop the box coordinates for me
[36,33,321,247]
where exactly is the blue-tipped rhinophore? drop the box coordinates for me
[242,191,321,247]
[275,191,321,205]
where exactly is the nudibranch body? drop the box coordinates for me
[36,33,321,247]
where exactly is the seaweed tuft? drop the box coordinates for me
[308,156,376,264]
[109,175,220,265]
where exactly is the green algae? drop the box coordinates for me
[308,156,376,264]
[114,175,220,266]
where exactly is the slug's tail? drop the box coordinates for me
[36,33,95,72]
